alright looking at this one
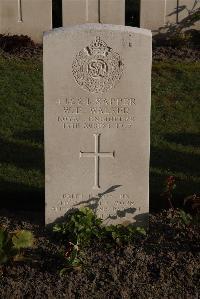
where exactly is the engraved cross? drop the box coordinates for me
[80,134,115,190]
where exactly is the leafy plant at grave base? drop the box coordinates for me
[53,207,146,273]
[53,207,104,272]
[176,209,193,226]
[105,225,146,245]
[0,228,34,265]
[184,194,200,223]
[53,207,104,246]
[161,176,176,209]
[184,194,200,213]
[167,207,198,229]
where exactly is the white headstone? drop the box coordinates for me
[62,0,125,26]
[44,24,152,227]
[0,0,52,43]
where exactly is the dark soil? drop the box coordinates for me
[0,209,199,298]
[153,46,200,62]
[0,34,200,62]
[0,34,42,59]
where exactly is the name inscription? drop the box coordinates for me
[56,97,136,129]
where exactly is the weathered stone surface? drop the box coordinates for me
[0,0,52,43]
[140,0,200,33]
[62,0,125,26]
[44,24,151,226]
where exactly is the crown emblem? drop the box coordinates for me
[87,37,110,56]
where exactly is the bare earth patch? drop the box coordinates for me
[0,209,199,298]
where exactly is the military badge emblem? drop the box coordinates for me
[72,37,124,93]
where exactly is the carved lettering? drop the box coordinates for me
[56,96,136,130]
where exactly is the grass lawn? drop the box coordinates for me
[0,55,199,210]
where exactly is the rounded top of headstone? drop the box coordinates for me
[43,23,152,39]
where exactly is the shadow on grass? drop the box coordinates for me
[0,136,44,172]
[164,132,200,148]
[14,129,44,145]
[150,135,200,211]
[0,179,44,213]
[0,130,44,213]
[151,145,199,177]
[149,171,199,212]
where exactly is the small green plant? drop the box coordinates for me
[162,176,176,209]
[59,241,82,275]
[53,207,104,272]
[184,194,200,224]
[53,207,146,273]
[177,209,192,226]
[184,194,200,214]
[168,208,194,228]
[105,224,146,245]
[0,228,34,265]
[53,207,103,247]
